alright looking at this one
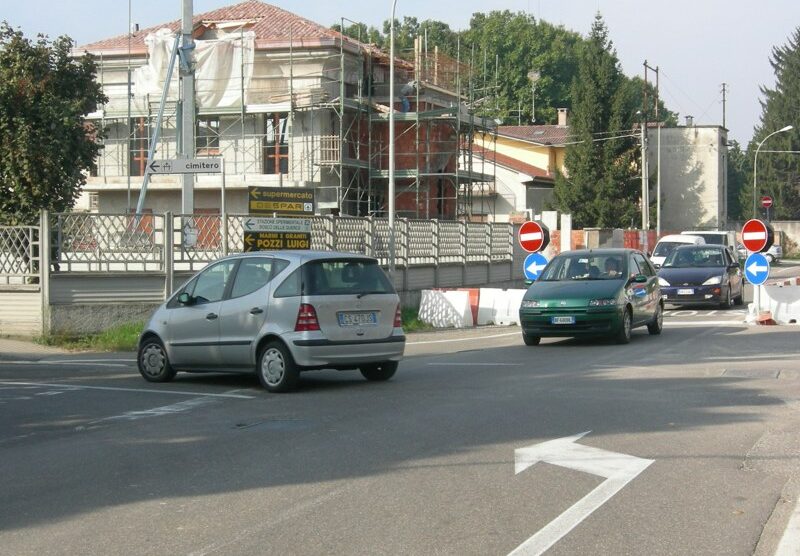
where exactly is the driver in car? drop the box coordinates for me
[604,257,621,278]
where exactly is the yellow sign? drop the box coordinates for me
[248,187,315,216]
[243,231,311,251]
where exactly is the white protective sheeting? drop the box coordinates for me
[418,290,473,328]
[477,288,526,326]
[133,28,255,110]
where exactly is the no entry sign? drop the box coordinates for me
[761,196,773,209]
[518,221,550,253]
[741,219,774,253]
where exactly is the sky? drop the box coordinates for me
[5,0,800,145]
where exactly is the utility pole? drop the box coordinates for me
[179,0,196,214]
[641,61,650,253]
[645,61,660,236]
[721,82,727,129]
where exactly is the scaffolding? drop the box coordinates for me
[88,21,497,221]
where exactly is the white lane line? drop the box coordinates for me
[1,360,131,367]
[408,332,520,345]
[775,497,800,556]
[426,362,522,367]
[663,320,746,326]
[85,396,218,425]
[0,381,255,399]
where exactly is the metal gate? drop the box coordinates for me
[0,225,43,335]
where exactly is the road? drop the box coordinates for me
[1,264,799,555]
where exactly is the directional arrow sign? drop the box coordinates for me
[509,432,654,556]
[744,252,770,286]
[523,252,548,281]
[146,158,222,174]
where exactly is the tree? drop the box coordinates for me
[728,140,750,221]
[750,26,800,220]
[0,23,106,225]
[550,14,640,228]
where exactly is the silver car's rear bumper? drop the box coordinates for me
[289,334,405,367]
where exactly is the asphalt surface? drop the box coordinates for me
[2,303,800,555]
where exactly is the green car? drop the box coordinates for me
[519,248,663,345]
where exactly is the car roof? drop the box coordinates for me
[673,243,726,250]
[222,250,376,263]
[558,248,641,256]
[658,234,704,242]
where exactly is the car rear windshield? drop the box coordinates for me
[652,242,684,257]
[301,259,395,296]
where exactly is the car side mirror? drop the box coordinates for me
[178,292,193,305]
[653,263,661,269]
[524,279,533,286]
[729,262,740,270]
[633,274,648,283]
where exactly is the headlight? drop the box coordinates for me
[588,298,617,307]
[658,277,670,286]
[521,300,541,308]
[702,276,723,285]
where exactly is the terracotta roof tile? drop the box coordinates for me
[77,0,364,55]
[497,125,572,146]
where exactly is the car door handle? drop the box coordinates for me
[206,313,218,320]
[249,307,264,315]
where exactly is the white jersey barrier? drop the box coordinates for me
[753,283,800,324]
[419,288,527,328]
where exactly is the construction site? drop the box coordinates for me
[81,1,498,222]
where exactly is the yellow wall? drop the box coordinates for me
[476,134,566,175]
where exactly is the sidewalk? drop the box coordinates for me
[0,337,70,361]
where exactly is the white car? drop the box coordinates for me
[651,234,705,268]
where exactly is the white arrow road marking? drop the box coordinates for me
[520,232,543,242]
[743,231,767,240]
[510,431,654,556]
[526,261,547,275]
[747,261,769,275]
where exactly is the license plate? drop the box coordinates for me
[338,311,378,326]
[677,288,694,295]
[551,316,575,325]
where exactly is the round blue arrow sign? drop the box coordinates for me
[524,252,549,281]
[744,252,770,286]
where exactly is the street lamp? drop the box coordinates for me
[388,0,398,278]
[527,70,540,124]
[753,125,793,218]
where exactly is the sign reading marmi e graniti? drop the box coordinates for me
[248,186,315,216]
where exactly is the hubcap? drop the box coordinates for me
[261,348,285,386]
[141,344,165,377]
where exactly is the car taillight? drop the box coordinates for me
[394,305,403,328]
[295,303,320,332]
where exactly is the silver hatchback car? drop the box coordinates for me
[137,251,405,392]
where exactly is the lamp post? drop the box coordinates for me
[527,70,540,124]
[753,125,793,218]
[388,0,398,278]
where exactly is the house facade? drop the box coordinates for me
[78,0,494,221]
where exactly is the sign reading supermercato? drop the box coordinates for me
[242,217,312,252]
[248,187,315,216]
[147,158,222,174]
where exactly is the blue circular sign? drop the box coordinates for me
[744,252,770,286]
[524,252,549,281]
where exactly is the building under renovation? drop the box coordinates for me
[78,0,496,222]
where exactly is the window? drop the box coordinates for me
[274,268,301,298]
[632,253,654,276]
[196,117,220,156]
[230,258,274,298]
[187,261,236,304]
[129,117,149,177]
[301,260,394,296]
[263,113,288,174]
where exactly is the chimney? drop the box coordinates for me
[685,115,694,127]
[557,108,569,127]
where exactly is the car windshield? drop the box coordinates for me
[663,247,726,268]
[652,242,685,257]
[538,254,627,281]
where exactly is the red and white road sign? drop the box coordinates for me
[741,219,771,252]
[518,221,549,252]
[761,196,773,209]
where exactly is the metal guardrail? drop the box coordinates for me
[44,212,513,272]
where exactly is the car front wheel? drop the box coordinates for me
[138,337,177,382]
[616,308,632,344]
[719,287,732,309]
[522,332,541,346]
[257,341,300,393]
[647,303,663,335]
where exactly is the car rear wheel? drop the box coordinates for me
[766,253,775,263]
[360,361,398,381]
[616,308,632,344]
[257,341,299,393]
[647,303,663,335]
[137,337,177,383]
[522,332,541,346]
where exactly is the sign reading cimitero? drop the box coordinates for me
[741,219,774,253]
[518,221,550,253]
[248,187,315,216]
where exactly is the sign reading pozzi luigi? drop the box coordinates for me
[242,217,312,252]
[248,187,315,216]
